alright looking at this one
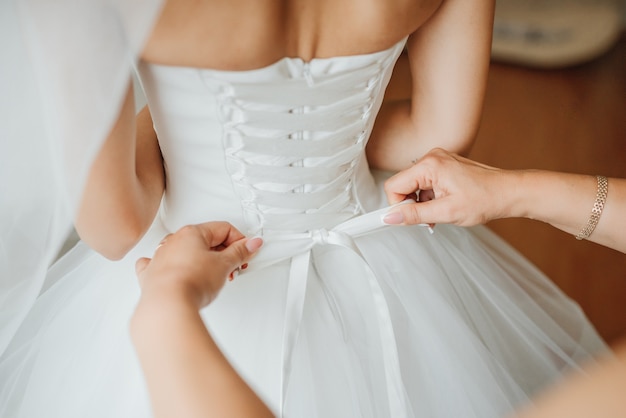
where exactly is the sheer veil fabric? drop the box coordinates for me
[0,0,164,354]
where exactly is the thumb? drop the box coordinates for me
[217,237,263,270]
[385,200,447,226]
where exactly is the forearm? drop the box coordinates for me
[513,341,626,418]
[76,88,164,260]
[131,292,274,418]
[367,99,474,171]
[506,170,626,253]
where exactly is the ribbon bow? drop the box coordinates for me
[243,200,428,416]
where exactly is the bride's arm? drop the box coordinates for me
[366,0,495,172]
[75,84,165,260]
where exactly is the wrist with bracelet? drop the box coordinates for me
[575,175,608,241]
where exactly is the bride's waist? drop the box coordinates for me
[160,190,361,235]
[159,160,385,234]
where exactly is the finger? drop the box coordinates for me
[159,233,173,245]
[154,233,173,252]
[245,237,263,253]
[195,222,246,248]
[398,199,455,226]
[218,237,263,272]
[384,200,450,226]
[228,266,241,282]
[384,166,433,204]
[135,257,151,275]
[384,171,419,204]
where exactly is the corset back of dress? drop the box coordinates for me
[136,40,405,235]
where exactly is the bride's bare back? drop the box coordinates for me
[142,0,443,70]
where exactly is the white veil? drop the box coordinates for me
[0,0,163,354]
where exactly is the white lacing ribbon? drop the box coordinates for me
[212,51,399,235]
[243,201,426,416]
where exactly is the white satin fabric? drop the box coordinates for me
[0,15,608,418]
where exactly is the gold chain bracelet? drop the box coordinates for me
[575,175,608,240]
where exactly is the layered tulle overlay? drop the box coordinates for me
[0,34,606,418]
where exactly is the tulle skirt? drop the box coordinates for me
[0,219,607,418]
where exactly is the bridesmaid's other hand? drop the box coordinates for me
[383,148,512,227]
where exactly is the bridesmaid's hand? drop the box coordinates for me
[383,148,514,227]
[135,222,263,309]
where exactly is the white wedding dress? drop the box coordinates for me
[0,38,607,417]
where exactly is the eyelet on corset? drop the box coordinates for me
[355,130,367,145]
[366,76,379,91]
[242,205,264,235]
[223,130,243,152]
[216,83,235,98]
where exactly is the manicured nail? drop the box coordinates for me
[229,268,240,281]
[245,237,263,252]
[241,263,248,270]
[383,212,404,225]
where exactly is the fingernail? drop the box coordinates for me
[241,263,248,270]
[245,237,263,252]
[383,212,404,225]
